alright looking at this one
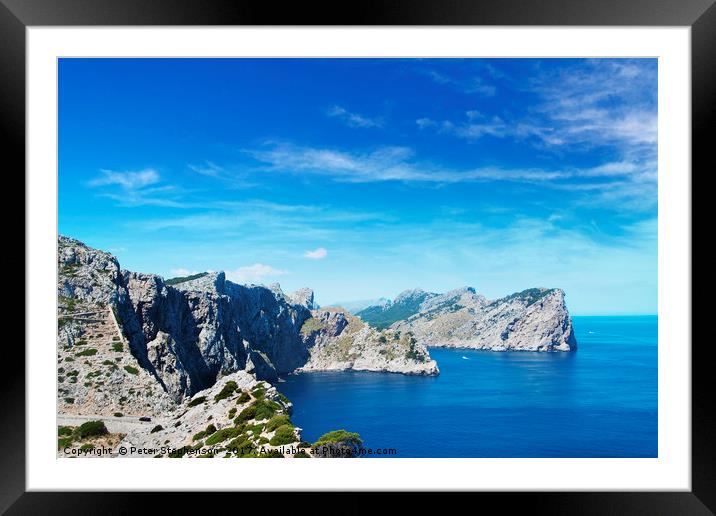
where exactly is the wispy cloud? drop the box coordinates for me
[327,105,383,128]
[304,247,328,259]
[421,69,496,96]
[417,60,657,155]
[88,168,160,189]
[418,111,510,141]
[188,161,224,178]
[169,268,199,277]
[87,168,187,208]
[225,263,287,284]
[247,142,653,186]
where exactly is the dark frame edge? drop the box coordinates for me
[691,1,716,513]
[0,1,26,515]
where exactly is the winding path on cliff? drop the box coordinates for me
[56,413,163,434]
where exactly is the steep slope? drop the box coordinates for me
[356,289,438,329]
[297,308,438,375]
[391,287,577,351]
[58,236,437,407]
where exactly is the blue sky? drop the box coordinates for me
[58,58,657,315]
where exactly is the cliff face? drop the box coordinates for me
[116,270,312,397]
[297,308,439,375]
[57,236,437,404]
[363,287,577,352]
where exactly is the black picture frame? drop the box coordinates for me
[5,0,711,513]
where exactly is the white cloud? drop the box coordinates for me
[327,105,383,128]
[247,142,652,186]
[170,268,198,277]
[188,161,224,178]
[225,263,287,284]
[88,168,160,189]
[304,247,328,259]
[87,168,188,207]
[421,69,496,96]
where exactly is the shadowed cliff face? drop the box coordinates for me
[57,236,312,400]
[57,236,438,403]
[113,271,312,400]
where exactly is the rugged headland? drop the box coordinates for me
[57,236,433,457]
[356,286,577,352]
[57,235,575,457]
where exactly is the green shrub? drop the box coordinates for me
[252,399,279,421]
[297,441,311,448]
[63,397,74,404]
[313,430,362,448]
[58,437,73,449]
[80,443,95,451]
[226,437,256,457]
[227,408,237,419]
[165,272,208,286]
[113,412,123,418]
[234,404,257,424]
[205,426,242,445]
[257,436,269,445]
[64,357,74,362]
[168,446,189,458]
[214,381,238,402]
[102,360,114,366]
[74,339,87,346]
[300,317,328,336]
[123,365,139,375]
[269,424,297,446]
[75,348,98,357]
[192,424,216,442]
[112,343,124,352]
[266,414,291,432]
[236,391,251,404]
[75,420,108,439]
[112,336,120,341]
[245,423,262,436]
[58,426,73,436]
[150,425,163,433]
[188,396,206,407]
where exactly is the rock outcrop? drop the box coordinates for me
[361,286,577,352]
[297,308,438,375]
[57,236,438,406]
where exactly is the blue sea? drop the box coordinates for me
[278,316,658,457]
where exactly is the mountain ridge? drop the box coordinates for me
[357,286,577,352]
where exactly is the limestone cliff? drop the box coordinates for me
[362,286,577,352]
[57,236,437,406]
[297,308,438,375]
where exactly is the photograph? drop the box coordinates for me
[56,57,657,459]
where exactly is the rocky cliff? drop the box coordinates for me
[361,286,577,352]
[57,236,437,406]
[297,308,438,375]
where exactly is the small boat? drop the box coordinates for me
[462,356,469,360]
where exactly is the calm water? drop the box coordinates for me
[278,316,657,457]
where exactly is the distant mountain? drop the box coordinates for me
[357,286,577,352]
[356,289,438,329]
[325,297,390,314]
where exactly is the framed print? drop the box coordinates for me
[6,0,713,512]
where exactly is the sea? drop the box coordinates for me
[278,316,658,457]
